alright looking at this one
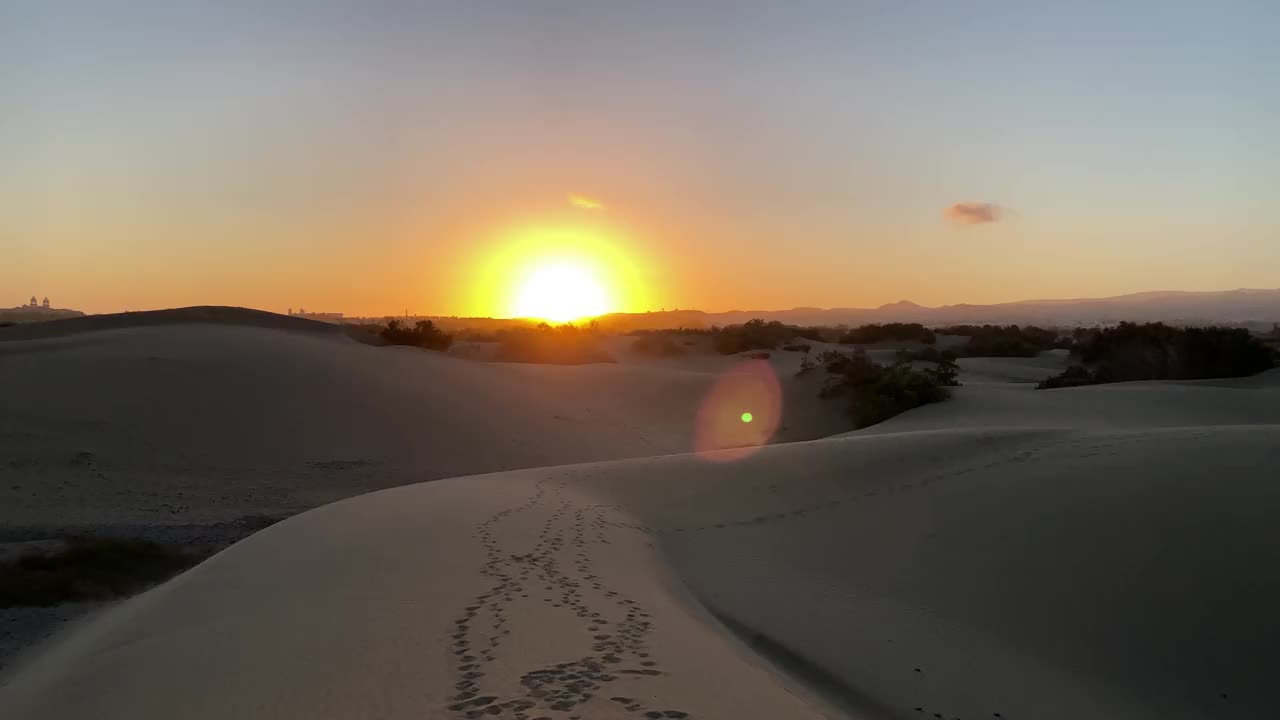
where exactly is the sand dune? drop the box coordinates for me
[2,313,1278,719]
[1,317,843,530]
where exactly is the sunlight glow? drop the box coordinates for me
[469,222,652,320]
[513,261,609,322]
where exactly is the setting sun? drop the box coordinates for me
[469,222,652,321]
[512,261,610,322]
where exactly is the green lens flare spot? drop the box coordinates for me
[740,412,754,423]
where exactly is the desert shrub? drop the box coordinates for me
[1036,365,1096,389]
[792,326,832,342]
[839,323,936,345]
[712,319,795,354]
[937,324,1061,357]
[495,322,614,364]
[1037,323,1275,388]
[797,352,818,376]
[818,348,955,428]
[381,319,453,350]
[631,334,687,357]
[0,537,199,607]
[894,346,958,366]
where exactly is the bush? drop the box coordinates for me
[817,348,955,428]
[839,323,936,345]
[0,537,199,607]
[1037,322,1276,388]
[792,326,831,342]
[495,322,614,364]
[937,324,1061,358]
[1036,365,1096,389]
[894,347,958,366]
[381,319,453,350]
[782,343,812,353]
[712,319,796,354]
[797,352,818,376]
[631,334,687,357]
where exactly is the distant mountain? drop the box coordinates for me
[594,289,1280,331]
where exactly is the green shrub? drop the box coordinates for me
[818,348,955,428]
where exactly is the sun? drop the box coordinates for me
[512,261,610,322]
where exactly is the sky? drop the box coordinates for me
[3,1,1277,317]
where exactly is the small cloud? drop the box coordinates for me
[568,193,603,210]
[944,201,1002,225]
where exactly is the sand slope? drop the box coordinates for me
[1,319,843,530]
[4,424,1278,719]
[3,314,1279,719]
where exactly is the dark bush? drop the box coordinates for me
[839,323,936,345]
[792,326,831,342]
[495,322,614,364]
[712,319,796,354]
[894,346,958,366]
[631,334,687,357]
[782,343,812,353]
[381,319,453,350]
[937,324,1061,358]
[1036,365,1096,389]
[817,348,955,428]
[1037,322,1275,388]
[0,537,199,607]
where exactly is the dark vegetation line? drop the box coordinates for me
[0,537,203,608]
[375,314,1276,392]
[1038,322,1277,388]
[380,318,454,350]
[493,322,615,364]
[938,324,1067,358]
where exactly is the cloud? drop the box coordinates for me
[568,193,603,210]
[943,202,1002,225]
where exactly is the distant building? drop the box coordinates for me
[42,297,50,308]
[288,307,344,324]
[29,296,37,307]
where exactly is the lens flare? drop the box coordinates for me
[695,360,782,461]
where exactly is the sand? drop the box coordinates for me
[0,317,845,530]
[2,310,1279,719]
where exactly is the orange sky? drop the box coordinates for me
[5,4,1277,317]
